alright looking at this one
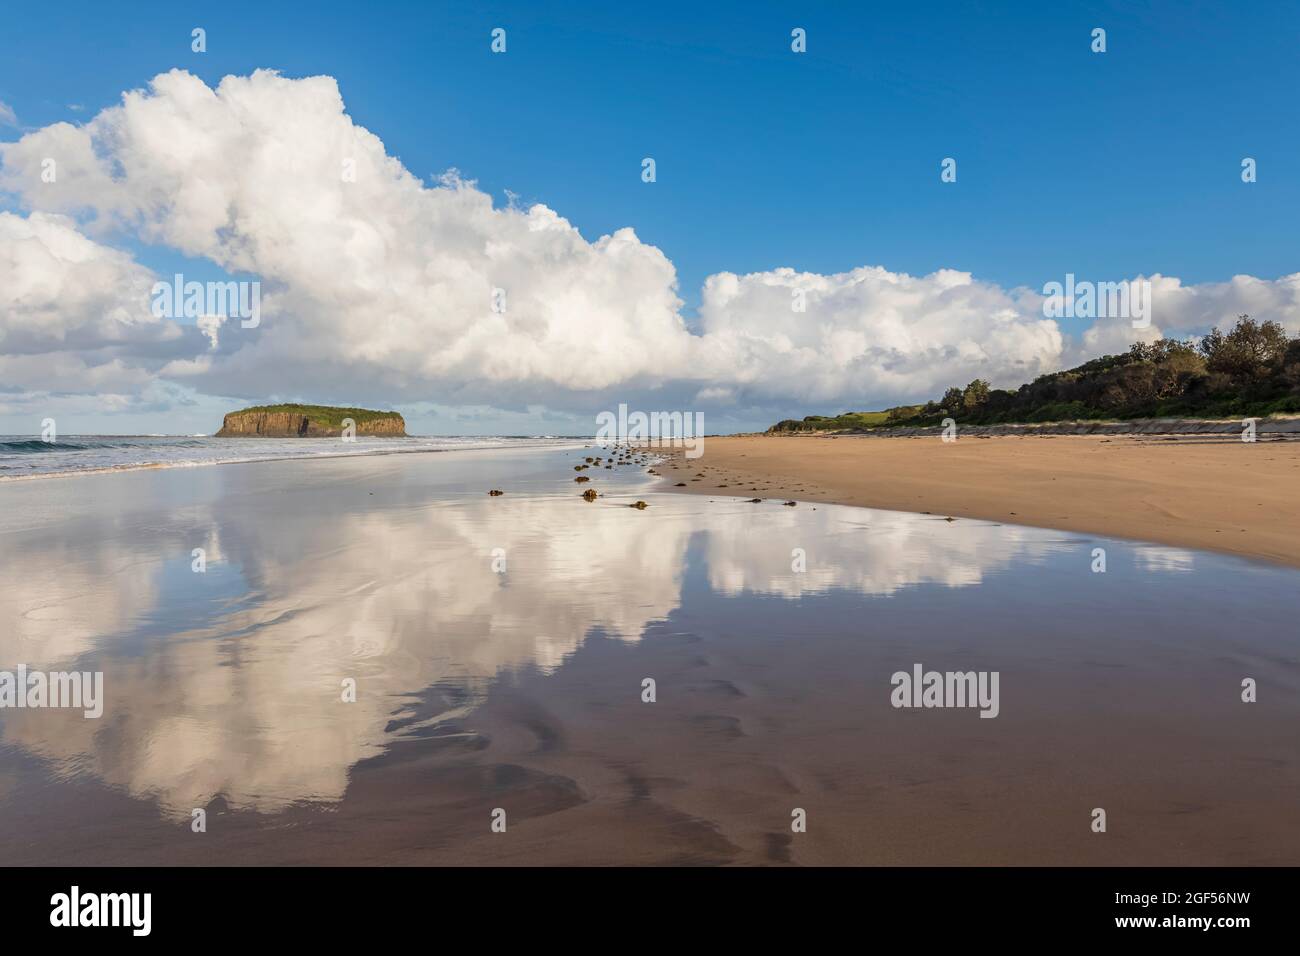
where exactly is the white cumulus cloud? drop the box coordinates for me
[0,211,196,395]
[1,69,1297,422]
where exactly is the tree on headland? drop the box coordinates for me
[962,379,991,409]
[1198,316,1290,379]
[940,387,965,415]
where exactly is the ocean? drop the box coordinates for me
[0,434,583,480]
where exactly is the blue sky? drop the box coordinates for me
[2,1,1298,434]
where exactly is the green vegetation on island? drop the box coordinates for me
[769,316,1300,432]
[216,404,407,437]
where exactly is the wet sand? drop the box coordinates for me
[2,445,1299,865]
[654,434,1300,568]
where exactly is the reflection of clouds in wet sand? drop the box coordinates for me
[0,479,231,670]
[703,506,1051,597]
[0,474,1077,819]
[1134,545,1197,574]
[1,491,693,816]
[0,529,163,669]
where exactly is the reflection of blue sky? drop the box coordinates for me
[128,550,251,653]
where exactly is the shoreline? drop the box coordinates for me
[651,434,1300,570]
[0,437,585,483]
[0,446,460,483]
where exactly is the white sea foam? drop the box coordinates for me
[0,435,583,480]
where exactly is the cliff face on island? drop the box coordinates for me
[215,404,407,437]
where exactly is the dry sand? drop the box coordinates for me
[655,434,1300,568]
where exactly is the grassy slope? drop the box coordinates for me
[767,410,893,432]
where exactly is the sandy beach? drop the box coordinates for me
[654,434,1300,569]
[3,444,1300,866]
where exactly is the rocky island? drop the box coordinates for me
[215,404,407,437]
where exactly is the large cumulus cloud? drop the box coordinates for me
[2,69,1298,420]
[697,266,1064,404]
[0,211,202,397]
